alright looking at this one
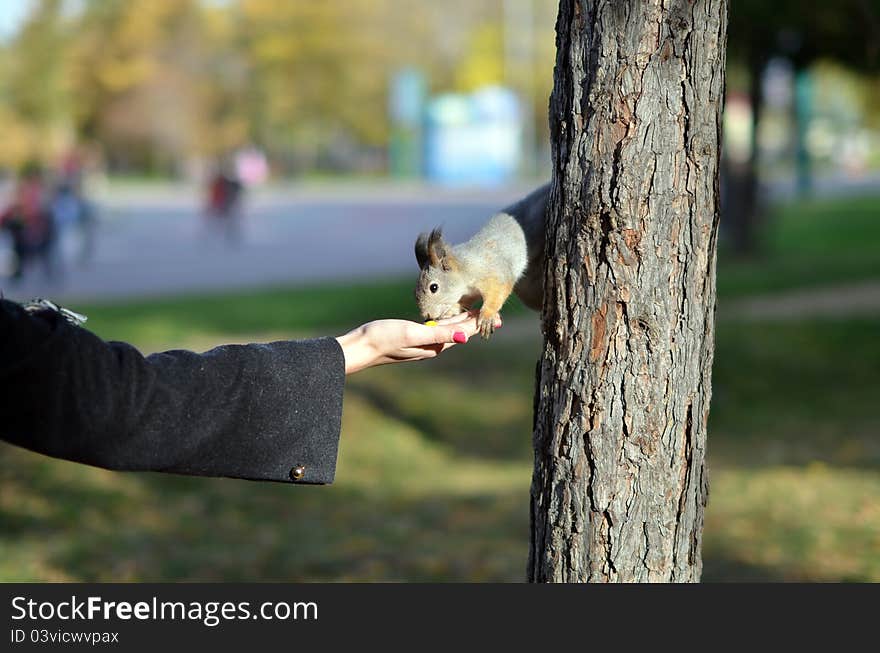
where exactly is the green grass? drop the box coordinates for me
[710,319,880,468]
[718,195,880,297]
[1,312,877,581]
[77,278,530,350]
[1,193,878,582]
[78,279,423,345]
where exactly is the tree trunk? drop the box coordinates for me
[528,0,728,582]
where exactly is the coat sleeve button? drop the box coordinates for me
[290,465,306,481]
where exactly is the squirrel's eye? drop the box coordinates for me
[429,283,439,294]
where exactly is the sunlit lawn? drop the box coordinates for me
[1,194,878,581]
[718,194,880,297]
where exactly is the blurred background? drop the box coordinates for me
[0,0,878,581]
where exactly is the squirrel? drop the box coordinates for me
[414,183,550,339]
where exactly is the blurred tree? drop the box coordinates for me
[0,0,561,178]
[194,4,251,160]
[1,0,69,167]
[235,0,512,174]
[725,0,880,254]
[456,23,505,91]
[68,0,204,175]
[529,0,727,582]
[237,0,396,172]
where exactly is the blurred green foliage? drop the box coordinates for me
[0,0,558,175]
[728,0,880,71]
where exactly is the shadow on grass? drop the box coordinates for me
[701,555,787,582]
[710,318,880,471]
[347,337,541,461]
[0,443,530,582]
[348,316,880,470]
[7,443,873,582]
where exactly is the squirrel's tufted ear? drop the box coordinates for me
[415,232,431,269]
[427,228,456,270]
[416,228,457,271]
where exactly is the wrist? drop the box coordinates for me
[335,327,374,375]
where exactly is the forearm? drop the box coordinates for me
[0,300,346,483]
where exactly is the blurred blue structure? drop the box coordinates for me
[423,86,523,186]
[389,68,426,178]
[794,69,814,196]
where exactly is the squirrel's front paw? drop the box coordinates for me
[478,313,496,340]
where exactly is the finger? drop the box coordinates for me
[412,342,456,357]
[434,312,473,326]
[416,342,456,357]
[406,321,477,346]
[432,322,481,344]
[397,343,449,359]
[435,311,502,328]
[415,343,447,356]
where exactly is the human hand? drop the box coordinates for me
[334,312,502,375]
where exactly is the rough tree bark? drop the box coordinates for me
[529,0,728,582]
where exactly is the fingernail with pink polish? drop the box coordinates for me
[453,331,467,344]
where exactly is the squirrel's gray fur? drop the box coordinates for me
[414,183,549,337]
[500,182,549,311]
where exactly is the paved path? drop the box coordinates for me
[0,183,535,304]
[720,280,880,321]
[2,181,877,323]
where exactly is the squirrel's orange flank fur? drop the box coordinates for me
[413,184,549,339]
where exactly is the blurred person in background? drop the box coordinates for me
[52,150,97,267]
[205,160,244,246]
[0,163,58,282]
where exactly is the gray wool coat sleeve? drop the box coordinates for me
[0,299,345,484]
